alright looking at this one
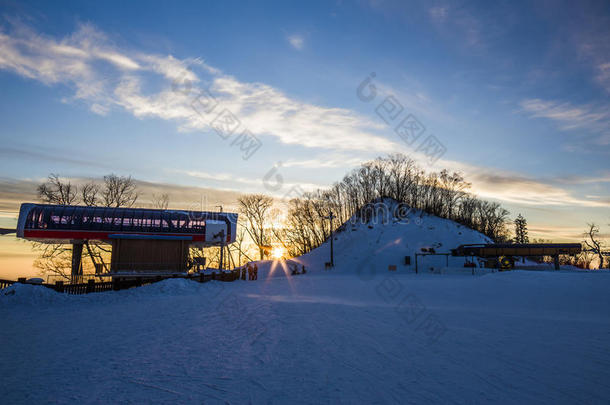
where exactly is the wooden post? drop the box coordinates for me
[86,279,95,293]
[55,280,64,293]
[554,255,560,270]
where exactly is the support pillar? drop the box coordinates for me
[553,255,560,271]
[219,230,225,271]
[71,242,83,283]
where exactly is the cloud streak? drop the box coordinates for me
[287,34,304,50]
[0,20,396,154]
[467,171,610,208]
[520,98,610,146]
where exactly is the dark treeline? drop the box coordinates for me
[281,154,510,257]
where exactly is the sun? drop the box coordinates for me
[271,246,287,260]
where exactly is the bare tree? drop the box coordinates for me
[583,223,605,269]
[577,250,595,270]
[37,174,78,205]
[152,193,170,209]
[232,222,254,266]
[101,174,138,207]
[81,182,100,206]
[238,194,273,260]
[34,172,140,280]
[32,243,73,280]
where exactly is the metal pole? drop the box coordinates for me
[71,241,83,283]
[219,230,225,270]
[330,211,334,268]
[219,244,224,270]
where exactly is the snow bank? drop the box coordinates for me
[118,278,204,296]
[0,278,226,307]
[0,283,68,306]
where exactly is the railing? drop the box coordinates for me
[47,280,114,294]
[0,279,16,289]
[2,269,243,295]
[46,274,110,285]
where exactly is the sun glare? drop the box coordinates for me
[271,246,287,260]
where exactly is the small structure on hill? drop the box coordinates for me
[451,243,582,270]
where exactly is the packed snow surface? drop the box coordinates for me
[2,270,610,404]
[2,208,608,403]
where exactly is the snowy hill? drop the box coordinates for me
[258,200,492,277]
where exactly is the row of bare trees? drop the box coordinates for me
[34,173,141,279]
[37,173,139,207]
[279,154,511,256]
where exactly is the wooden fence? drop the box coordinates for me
[0,269,242,295]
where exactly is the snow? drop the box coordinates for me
[256,202,492,279]
[1,283,69,306]
[1,205,609,403]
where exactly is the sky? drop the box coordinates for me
[0,0,609,278]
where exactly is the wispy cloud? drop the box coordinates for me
[467,171,610,208]
[560,173,610,185]
[287,34,304,50]
[429,155,610,209]
[520,98,610,146]
[427,4,483,48]
[178,169,323,196]
[182,170,262,187]
[282,155,365,169]
[595,62,610,94]
[0,144,117,171]
[572,7,610,95]
[527,224,592,241]
[0,20,397,154]
[428,6,449,24]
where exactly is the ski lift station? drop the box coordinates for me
[16,203,237,279]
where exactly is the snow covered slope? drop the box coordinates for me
[3,201,608,403]
[259,200,491,277]
[2,272,610,403]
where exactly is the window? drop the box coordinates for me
[161,212,171,230]
[102,208,115,231]
[60,207,76,228]
[142,215,152,232]
[152,211,161,232]
[90,207,104,230]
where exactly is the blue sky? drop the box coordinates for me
[0,0,609,245]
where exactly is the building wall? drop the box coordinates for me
[110,239,188,273]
